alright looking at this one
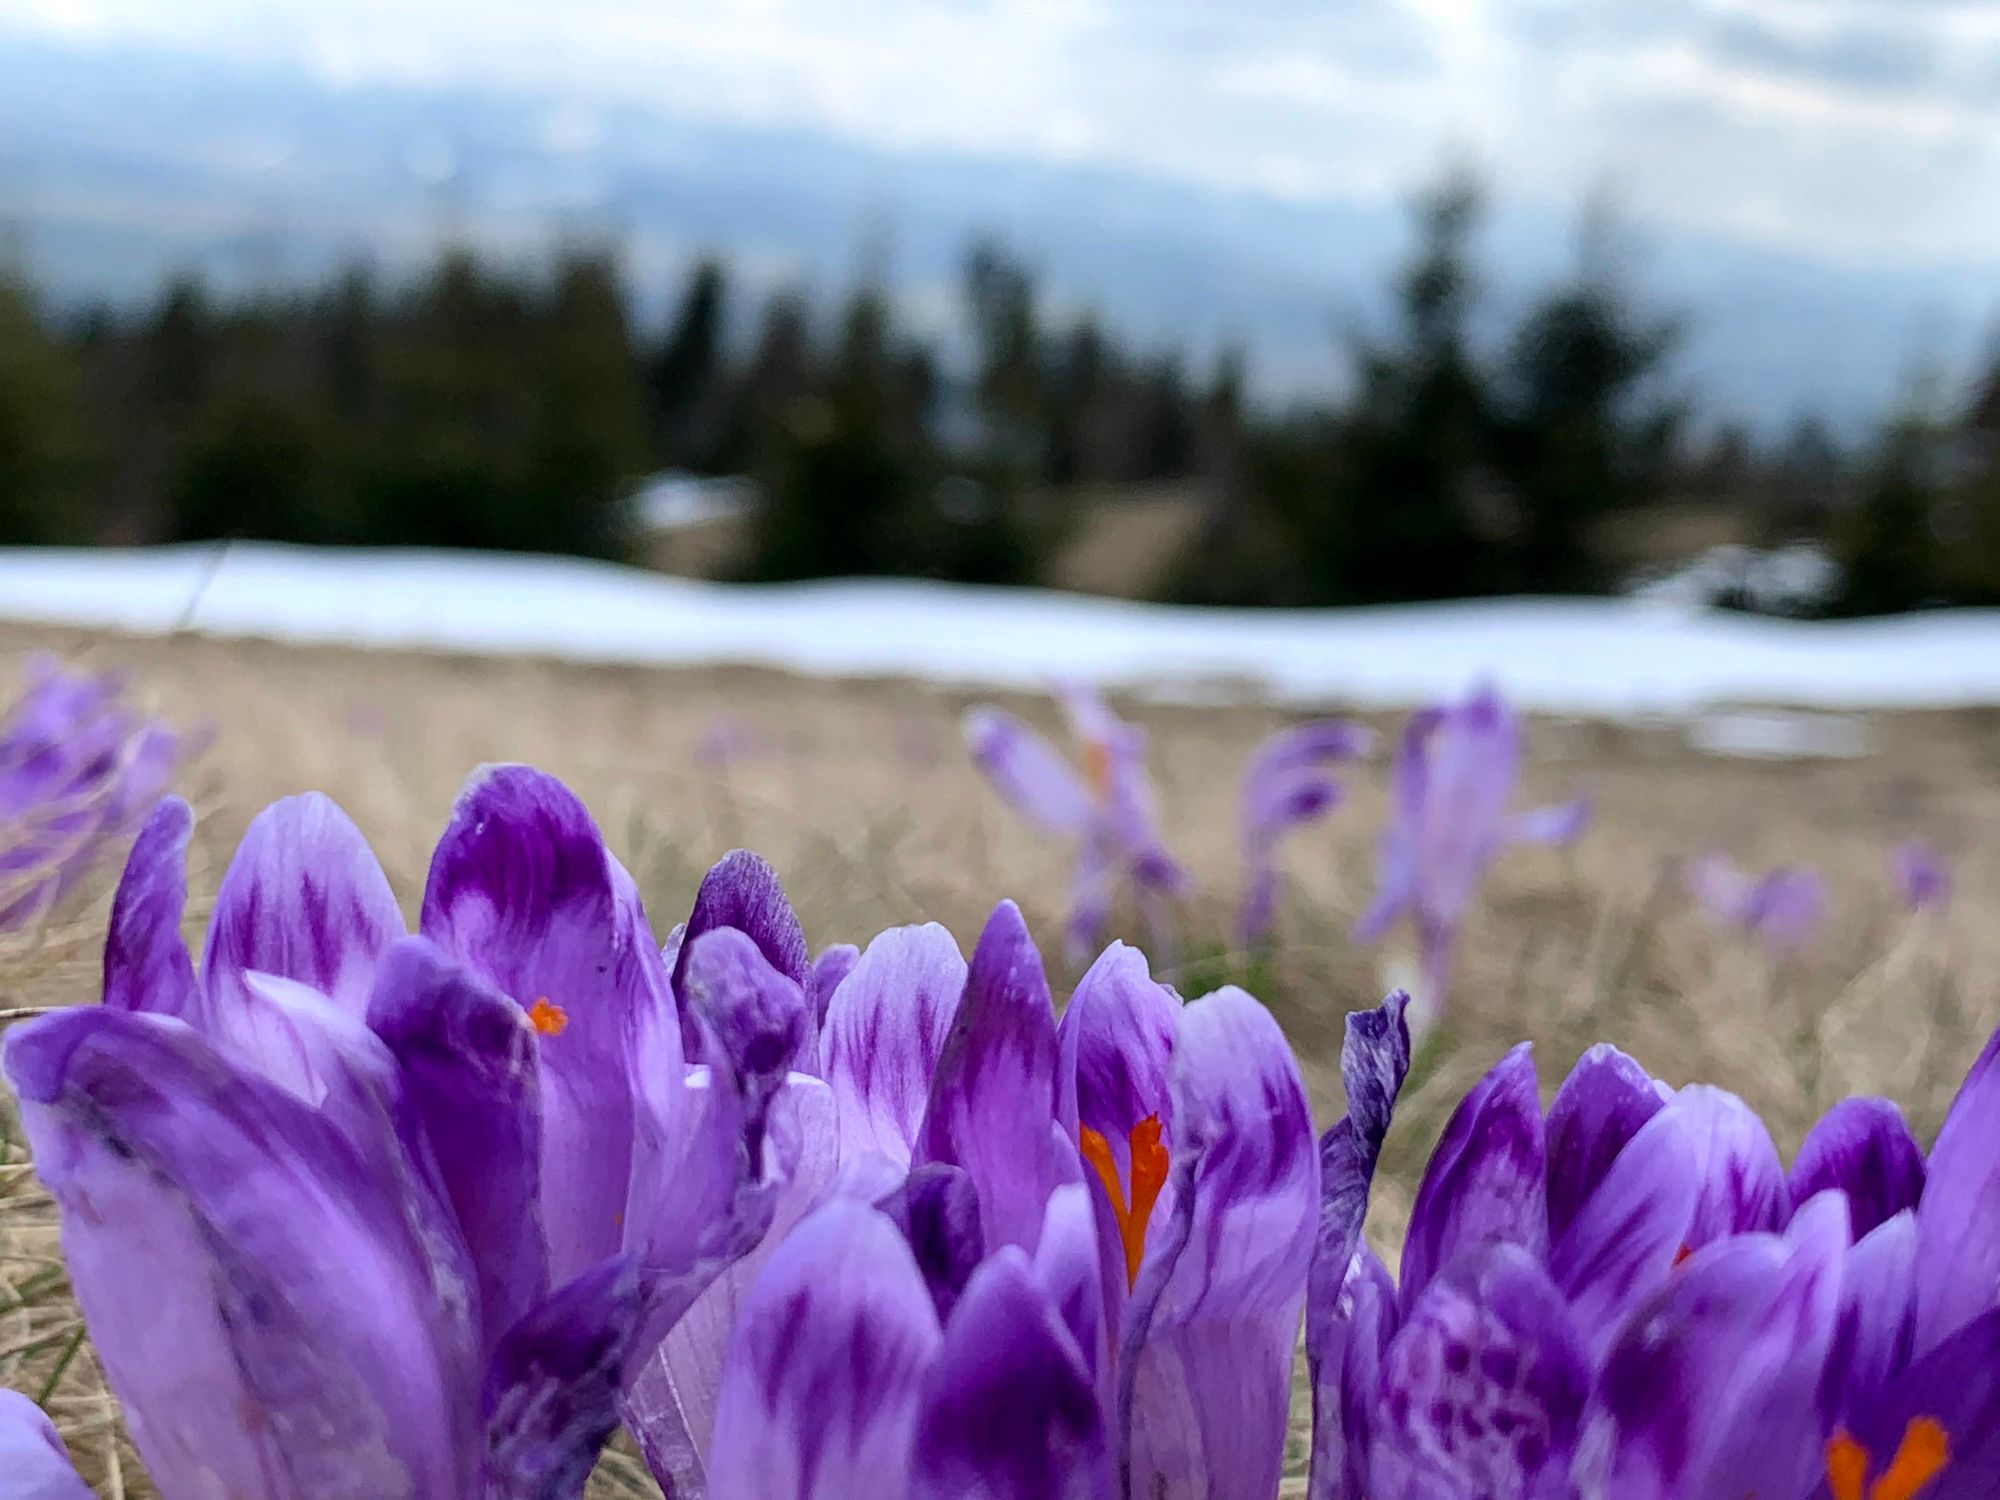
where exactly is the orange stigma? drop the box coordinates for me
[1081,739,1114,803]
[1826,1417,1950,1500]
[1078,1115,1168,1288]
[527,997,569,1037]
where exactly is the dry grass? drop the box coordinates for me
[1,621,1997,1495]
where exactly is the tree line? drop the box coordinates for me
[0,173,1995,612]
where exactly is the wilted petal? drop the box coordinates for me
[1544,1044,1670,1245]
[202,791,403,1019]
[963,706,1096,834]
[5,1008,479,1499]
[1399,1045,1547,1312]
[1548,1106,1697,1360]
[0,1390,94,1500]
[1791,1096,1926,1239]
[1309,1244,1398,1500]
[1829,1210,1918,1420]
[1057,940,1180,1326]
[481,1254,642,1500]
[369,935,547,1357]
[101,796,198,1021]
[917,901,1077,1255]
[820,923,966,1168]
[1583,1214,1844,1500]
[1669,1084,1789,1250]
[423,765,670,1284]
[1366,1247,1589,1500]
[911,1248,1110,1500]
[707,1200,942,1500]
[1915,1022,2000,1354]
[875,1161,987,1326]
[1122,988,1318,1500]
[673,850,810,1060]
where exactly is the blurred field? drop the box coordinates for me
[3,620,1998,1496]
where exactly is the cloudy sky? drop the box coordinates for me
[9,0,1997,268]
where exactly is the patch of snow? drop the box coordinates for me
[1627,543,1839,617]
[632,472,758,535]
[1685,710,1869,760]
[1,544,1999,717]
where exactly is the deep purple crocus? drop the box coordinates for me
[963,685,1188,960]
[1354,686,1588,1018]
[1306,992,2000,1500]
[1890,841,1950,915]
[0,1389,94,1500]
[0,655,181,929]
[5,769,802,1500]
[1687,853,1828,957]
[626,903,1321,1500]
[1237,720,1371,947]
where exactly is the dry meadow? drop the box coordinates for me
[3,621,1996,1496]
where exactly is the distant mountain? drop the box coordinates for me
[1,30,1990,431]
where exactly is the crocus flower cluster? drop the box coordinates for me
[1354,685,1589,1017]
[0,655,180,929]
[1686,852,1830,956]
[963,685,1188,958]
[1311,991,2000,1500]
[1238,720,1370,946]
[1891,840,1951,915]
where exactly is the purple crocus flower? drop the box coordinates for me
[1354,686,1588,1018]
[963,685,1188,960]
[1890,840,1951,914]
[1306,993,2000,1500]
[0,655,180,928]
[1238,720,1371,947]
[5,770,802,1500]
[0,1389,94,1500]
[1687,853,1829,957]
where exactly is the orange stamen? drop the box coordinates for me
[1672,1243,1694,1268]
[527,997,569,1037]
[1081,739,1113,803]
[1078,1115,1169,1288]
[1826,1418,1950,1500]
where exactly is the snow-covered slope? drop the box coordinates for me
[2,544,1996,717]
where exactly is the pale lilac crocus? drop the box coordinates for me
[0,1389,94,1500]
[0,655,180,928]
[1354,686,1588,1017]
[632,904,1322,1500]
[964,685,1187,960]
[1238,720,1370,946]
[1687,853,1828,956]
[1891,840,1950,914]
[1307,991,2000,1500]
[5,769,803,1500]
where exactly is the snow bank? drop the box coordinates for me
[1,544,1997,717]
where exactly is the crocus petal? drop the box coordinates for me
[1122,988,1319,1500]
[1851,1306,2000,1500]
[202,791,404,1019]
[1750,867,1828,955]
[707,1200,943,1500]
[1829,1210,1918,1419]
[1669,1084,1790,1249]
[625,1077,840,1500]
[1891,839,1951,913]
[1543,1044,1670,1246]
[1414,687,1519,933]
[875,1161,988,1326]
[1366,1247,1590,1500]
[1057,939,1180,1327]
[5,1008,480,1499]
[1582,1212,1845,1500]
[1399,1044,1547,1313]
[1547,1105,1698,1360]
[1065,833,1117,961]
[1033,1182,1109,1390]
[101,795,198,1020]
[1915,1022,2000,1354]
[0,1390,95,1500]
[673,849,810,1058]
[423,764,671,1284]
[807,941,860,1026]
[911,1248,1111,1500]
[963,706,1097,834]
[368,935,547,1358]
[1504,796,1591,847]
[917,900,1077,1255]
[1790,1096,1926,1239]
[481,1254,642,1500]
[820,922,966,1168]
[1686,853,1756,927]
[1309,1244,1398,1500]
[1238,722,1367,944]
